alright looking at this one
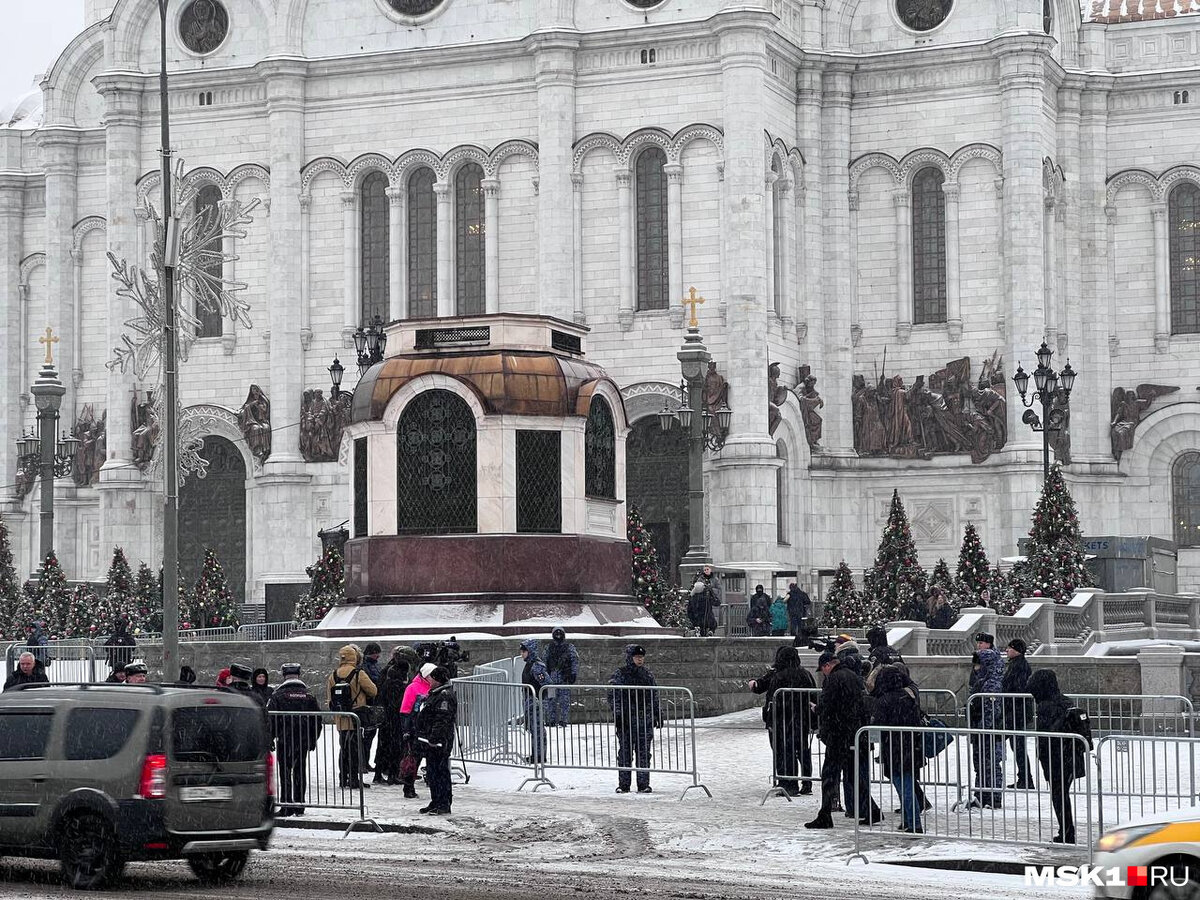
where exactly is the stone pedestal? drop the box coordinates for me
[1137,644,1185,697]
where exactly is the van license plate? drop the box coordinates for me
[180,786,234,802]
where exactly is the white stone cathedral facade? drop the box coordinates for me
[2,0,1199,613]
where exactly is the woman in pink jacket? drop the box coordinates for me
[398,663,436,799]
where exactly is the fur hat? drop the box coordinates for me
[364,642,382,656]
[124,661,148,676]
[229,663,253,681]
[973,632,995,647]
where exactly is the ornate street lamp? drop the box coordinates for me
[1013,341,1079,482]
[353,316,388,376]
[328,356,345,401]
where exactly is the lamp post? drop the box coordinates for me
[352,316,388,376]
[327,357,345,401]
[657,316,731,574]
[1012,341,1078,482]
[16,331,79,562]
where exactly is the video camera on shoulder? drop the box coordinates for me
[414,637,470,677]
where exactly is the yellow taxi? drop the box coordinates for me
[1093,808,1200,899]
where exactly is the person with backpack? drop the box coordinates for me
[871,665,927,833]
[1002,638,1035,789]
[1028,669,1092,844]
[359,642,384,774]
[267,663,322,816]
[749,646,816,796]
[543,628,579,727]
[326,645,377,790]
[519,639,549,763]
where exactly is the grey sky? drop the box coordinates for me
[0,1,84,105]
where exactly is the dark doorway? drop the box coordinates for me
[626,416,689,585]
[180,435,247,607]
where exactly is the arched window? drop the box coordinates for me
[1174,452,1200,547]
[911,166,947,325]
[1169,182,1200,335]
[585,396,616,499]
[407,167,437,319]
[635,147,669,311]
[194,184,223,338]
[360,171,390,325]
[454,163,485,315]
[772,160,784,315]
[775,439,788,545]
[397,389,476,534]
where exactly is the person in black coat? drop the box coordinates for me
[749,646,816,795]
[266,663,322,816]
[806,651,882,829]
[251,668,275,704]
[1028,669,1092,844]
[3,652,49,691]
[746,585,772,637]
[609,645,660,793]
[786,583,812,638]
[866,627,903,669]
[871,666,926,833]
[374,654,410,785]
[1002,638,1035,789]
[415,667,458,815]
[104,618,137,675]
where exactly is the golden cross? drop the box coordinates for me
[683,286,706,329]
[38,327,59,365]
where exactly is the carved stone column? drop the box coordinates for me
[666,163,685,328]
[764,170,778,319]
[299,193,312,348]
[532,33,578,321]
[778,177,794,327]
[616,169,634,330]
[341,191,357,344]
[482,177,500,314]
[1043,193,1058,350]
[386,186,404,321]
[0,174,22,499]
[893,188,912,343]
[943,181,962,341]
[571,172,585,323]
[1151,202,1170,352]
[435,181,453,317]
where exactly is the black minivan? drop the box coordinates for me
[0,683,273,889]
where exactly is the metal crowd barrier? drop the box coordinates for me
[760,687,822,803]
[238,621,297,642]
[966,692,1195,736]
[267,710,380,836]
[852,725,1093,863]
[452,673,547,791]
[1094,733,1200,832]
[536,683,711,800]
[5,642,98,683]
[179,626,238,642]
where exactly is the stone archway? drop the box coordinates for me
[626,417,689,585]
[179,435,248,608]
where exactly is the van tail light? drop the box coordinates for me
[139,754,168,799]
[265,751,275,797]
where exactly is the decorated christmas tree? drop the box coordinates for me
[20,552,72,639]
[821,561,879,628]
[0,515,20,641]
[863,489,927,621]
[955,523,992,604]
[626,506,686,629]
[295,546,345,623]
[189,549,239,629]
[987,564,1021,616]
[1011,465,1093,603]
[133,563,162,633]
[61,582,103,640]
[102,548,136,632]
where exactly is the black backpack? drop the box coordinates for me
[329,667,361,712]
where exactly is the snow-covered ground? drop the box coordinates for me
[277,708,1092,898]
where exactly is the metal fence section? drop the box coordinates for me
[917,689,963,728]
[237,621,297,642]
[719,603,750,638]
[452,672,547,791]
[760,687,822,804]
[851,725,1093,863]
[6,642,98,683]
[179,626,238,642]
[1094,734,1200,832]
[966,692,1195,736]
[267,710,380,836]
[537,683,711,800]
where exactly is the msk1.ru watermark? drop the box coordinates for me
[1025,865,1190,888]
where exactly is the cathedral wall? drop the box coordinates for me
[573,1,722,33]
[133,1,270,73]
[846,0,1001,53]
[300,171,345,394]
[575,71,722,139]
[495,152,537,314]
[299,0,534,59]
[1103,19,1200,74]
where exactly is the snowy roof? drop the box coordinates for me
[0,80,44,131]
[1083,0,1200,23]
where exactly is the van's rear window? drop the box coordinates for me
[171,706,264,762]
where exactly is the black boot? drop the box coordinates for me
[804,815,834,829]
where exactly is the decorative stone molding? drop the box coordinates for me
[1107,165,1200,205]
[298,140,541,193]
[137,163,271,208]
[896,321,912,343]
[850,322,862,346]
[571,123,724,174]
[848,142,1003,192]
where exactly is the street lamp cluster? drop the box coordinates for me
[328,316,388,400]
[1013,341,1079,481]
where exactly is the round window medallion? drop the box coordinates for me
[896,0,953,32]
[179,0,229,55]
[386,0,445,15]
[626,0,666,7]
